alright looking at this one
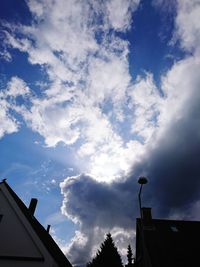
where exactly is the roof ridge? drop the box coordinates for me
[2,180,73,267]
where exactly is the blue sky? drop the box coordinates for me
[1,0,200,266]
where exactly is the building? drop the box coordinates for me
[135,207,200,267]
[0,179,72,267]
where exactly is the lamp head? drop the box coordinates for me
[138,176,148,185]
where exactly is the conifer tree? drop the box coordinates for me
[126,244,134,267]
[87,233,123,267]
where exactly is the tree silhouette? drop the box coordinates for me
[87,233,123,267]
[125,245,135,267]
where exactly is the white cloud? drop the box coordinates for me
[157,56,200,138]
[2,0,145,182]
[2,0,199,185]
[175,0,200,54]
[128,73,162,142]
[0,99,18,138]
[63,227,135,266]
[0,76,31,139]
[62,230,89,266]
[106,0,140,31]
[27,0,45,17]
[86,45,130,107]
[6,76,30,97]
[0,49,12,62]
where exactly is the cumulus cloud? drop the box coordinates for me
[60,174,137,228]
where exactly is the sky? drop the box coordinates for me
[0,0,200,266]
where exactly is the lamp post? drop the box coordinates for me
[137,177,151,267]
[138,176,148,220]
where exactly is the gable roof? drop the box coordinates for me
[0,180,72,267]
[136,217,200,267]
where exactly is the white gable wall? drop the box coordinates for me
[0,183,59,267]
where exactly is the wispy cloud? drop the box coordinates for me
[0,76,30,138]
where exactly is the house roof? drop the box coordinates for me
[0,180,72,267]
[136,217,200,267]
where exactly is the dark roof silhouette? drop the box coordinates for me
[136,209,200,267]
[0,180,72,267]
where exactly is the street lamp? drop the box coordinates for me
[138,177,148,220]
[137,177,152,267]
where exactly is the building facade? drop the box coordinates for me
[135,207,200,267]
[0,180,72,267]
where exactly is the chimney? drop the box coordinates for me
[28,198,38,216]
[47,224,51,233]
[141,207,153,228]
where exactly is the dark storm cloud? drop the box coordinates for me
[61,174,138,229]
[142,95,200,217]
[62,87,200,230]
